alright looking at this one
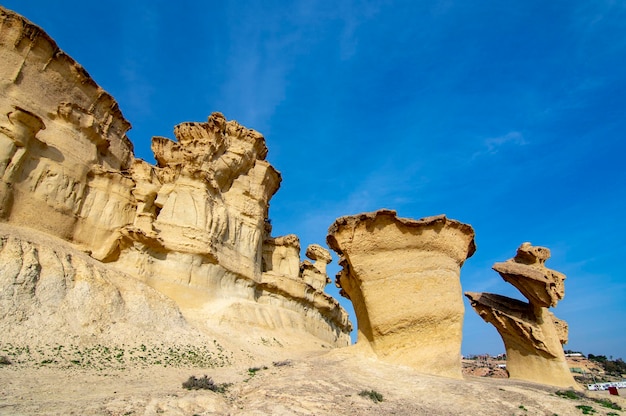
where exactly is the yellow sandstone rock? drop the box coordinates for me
[465,243,580,389]
[0,6,350,347]
[327,209,476,378]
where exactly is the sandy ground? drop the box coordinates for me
[1,346,625,416]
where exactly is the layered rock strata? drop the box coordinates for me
[0,6,350,347]
[465,242,579,389]
[327,210,476,378]
[0,224,194,346]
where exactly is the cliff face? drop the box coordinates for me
[0,224,196,346]
[0,6,350,347]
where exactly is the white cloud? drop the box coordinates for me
[485,131,526,153]
[471,131,527,159]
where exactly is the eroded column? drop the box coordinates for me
[465,242,579,389]
[327,209,476,378]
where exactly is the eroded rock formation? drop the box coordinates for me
[0,6,350,347]
[0,224,194,346]
[327,210,476,378]
[465,242,579,389]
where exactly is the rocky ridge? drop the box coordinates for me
[0,5,350,349]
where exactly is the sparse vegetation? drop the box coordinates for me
[182,375,231,393]
[587,355,626,377]
[554,388,622,412]
[594,398,621,411]
[359,389,384,403]
[247,366,267,376]
[272,360,291,367]
[260,337,284,347]
[243,365,268,382]
[555,390,583,400]
[0,341,232,370]
[575,404,596,414]
[518,404,527,411]
[0,355,11,365]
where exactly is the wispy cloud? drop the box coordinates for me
[119,66,156,119]
[211,0,386,131]
[484,131,526,153]
[335,1,382,60]
[117,4,160,119]
[472,131,527,158]
[215,18,295,131]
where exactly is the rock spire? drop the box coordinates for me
[465,242,579,389]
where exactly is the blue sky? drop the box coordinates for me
[5,1,625,359]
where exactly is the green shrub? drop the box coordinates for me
[182,375,231,393]
[359,389,384,403]
[592,398,621,410]
[575,405,596,414]
[555,390,583,400]
[247,366,267,376]
[587,355,626,376]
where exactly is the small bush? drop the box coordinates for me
[555,389,621,411]
[593,398,621,410]
[272,360,291,367]
[359,389,383,403]
[575,405,596,414]
[247,366,267,376]
[555,390,583,400]
[0,356,11,365]
[182,375,230,393]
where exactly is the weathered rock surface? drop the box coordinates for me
[492,243,566,308]
[465,243,578,389]
[0,224,196,346]
[0,6,350,348]
[300,244,332,291]
[327,209,476,378]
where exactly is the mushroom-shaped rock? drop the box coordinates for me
[465,242,579,390]
[327,209,476,378]
[300,244,332,291]
[305,244,332,274]
[465,292,577,388]
[492,242,565,308]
